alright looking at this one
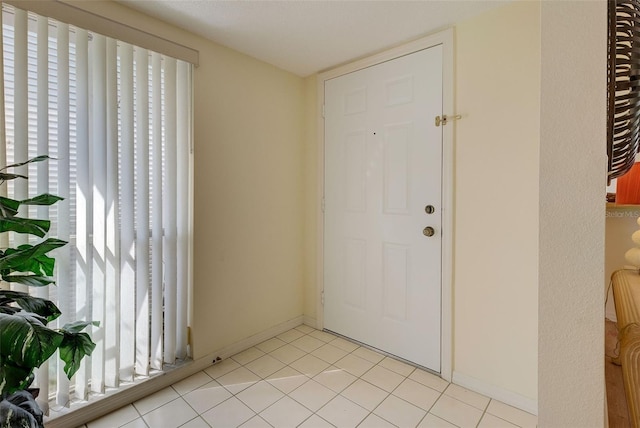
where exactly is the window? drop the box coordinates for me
[1,4,192,411]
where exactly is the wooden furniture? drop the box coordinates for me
[611,269,640,427]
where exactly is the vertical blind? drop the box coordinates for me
[1,4,192,411]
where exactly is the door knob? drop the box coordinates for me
[423,226,435,237]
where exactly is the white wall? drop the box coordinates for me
[66,0,307,360]
[538,1,606,426]
[453,1,540,409]
[303,75,318,322]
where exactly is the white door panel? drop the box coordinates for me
[324,45,443,371]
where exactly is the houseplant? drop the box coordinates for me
[0,156,97,428]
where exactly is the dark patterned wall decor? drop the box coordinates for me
[608,0,640,183]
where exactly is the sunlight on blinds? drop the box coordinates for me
[1,3,193,412]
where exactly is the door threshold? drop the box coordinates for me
[323,328,441,377]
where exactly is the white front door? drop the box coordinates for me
[324,45,443,371]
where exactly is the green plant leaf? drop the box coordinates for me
[0,290,60,322]
[0,289,29,305]
[0,239,66,276]
[15,297,60,322]
[1,251,55,278]
[0,195,63,221]
[0,306,20,316]
[58,330,96,379]
[0,155,53,172]
[0,156,96,398]
[0,312,63,368]
[60,320,99,334]
[0,390,43,427]
[0,197,20,218]
[0,172,27,182]
[0,361,33,397]
[3,275,56,288]
[20,194,64,206]
[0,218,50,237]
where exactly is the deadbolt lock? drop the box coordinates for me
[423,226,435,237]
[435,114,462,127]
[425,205,435,214]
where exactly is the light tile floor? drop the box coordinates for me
[81,326,537,428]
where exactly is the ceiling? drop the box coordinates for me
[118,0,508,77]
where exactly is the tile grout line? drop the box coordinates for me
[481,399,527,428]
[252,328,443,428]
[184,328,402,428]
[318,328,494,428]
[171,381,216,428]
[285,329,424,427]
[91,326,534,428]
[249,328,373,426]
[475,396,491,428]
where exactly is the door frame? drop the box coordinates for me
[315,28,454,381]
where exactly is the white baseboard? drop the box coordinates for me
[302,315,317,329]
[452,371,538,416]
[45,316,305,428]
[211,315,304,360]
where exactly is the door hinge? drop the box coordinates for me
[321,290,325,306]
[187,326,192,346]
[321,197,325,212]
[322,104,325,118]
[435,114,462,127]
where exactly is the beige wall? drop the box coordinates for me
[605,210,639,320]
[538,1,606,426]
[191,39,305,358]
[453,1,540,406]
[66,1,307,360]
[302,1,542,409]
[304,3,606,420]
[60,1,608,422]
